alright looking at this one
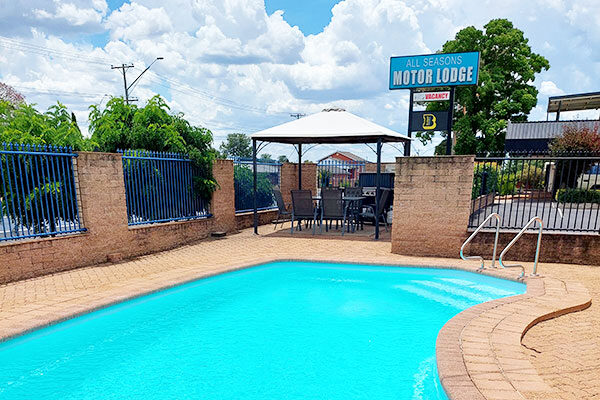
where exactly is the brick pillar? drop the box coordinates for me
[76,152,129,259]
[391,156,474,258]
[280,162,317,206]
[211,159,236,232]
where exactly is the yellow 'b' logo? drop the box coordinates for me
[422,114,436,130]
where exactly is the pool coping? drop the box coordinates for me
[0,257,592,400]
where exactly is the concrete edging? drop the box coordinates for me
[437,272,591,400]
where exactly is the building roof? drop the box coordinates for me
[318,151,368,163]
[547,91,600,113]
[506,120,600,140]
[251,109,411,144]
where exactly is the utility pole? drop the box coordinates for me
[111,64,134,104]
[111,57,163,104]
[290,113,305,119]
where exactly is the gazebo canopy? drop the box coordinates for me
[251,108,411,144]
[249,108,408,240]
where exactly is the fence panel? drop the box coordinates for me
[470,152,600,233]
[317,160,366,188]
[0,143,85,241]
[233,158,281,213]
[120,150,210,225]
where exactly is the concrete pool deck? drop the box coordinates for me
[0,226,597,399]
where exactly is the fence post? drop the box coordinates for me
[211,159,236,233]
[391,156,475,258]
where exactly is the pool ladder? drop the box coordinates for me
[461,214,543,278]
[460,213,501,270]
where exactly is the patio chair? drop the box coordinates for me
[291,190,318,234]
[272,187,291,230]
[344,186,363,232]
[360,188,391,232]
[320,188,347,236]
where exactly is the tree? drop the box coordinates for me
[0,100,89,150]
[417,19,549,154]
[89,96,216,199]
[0,82,25,105]
[278,155,289,163]
[259,153,273,161]
[0,100,89,234]
[219,133,251,158]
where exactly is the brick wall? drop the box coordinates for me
[390,155,600,266]
[235,209,279,230]
[466,231,600,265]
[0,153,236,284]
[212,159,236,233]
[391,156,474,258]
[280,162,317,206]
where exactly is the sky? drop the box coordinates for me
[0,0,599,162]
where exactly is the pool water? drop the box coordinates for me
[0,262,524,400]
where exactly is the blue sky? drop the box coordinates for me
[0,0,599,162]
[265,0,340,35]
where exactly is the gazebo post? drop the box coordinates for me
[297,143,302,189]
[252,138,258,235]
[375,138,382,240]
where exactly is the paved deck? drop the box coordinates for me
[0,226,597,399]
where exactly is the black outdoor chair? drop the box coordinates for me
[272,187,291,230]
[291,190,318,234]
[344,186,363,232]
[360,188,391,232]
[320,188,347,235]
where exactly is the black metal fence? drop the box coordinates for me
[233,158,281,213]
[470,152,600,233]
[317,160,366,188]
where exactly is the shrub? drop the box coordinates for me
[234,165,275,211]
[556,188,600,204]
[472,163,499,199]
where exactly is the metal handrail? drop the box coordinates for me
[499,216,543,278]
[460,213,501,270]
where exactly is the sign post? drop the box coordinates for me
[389,51,479,155]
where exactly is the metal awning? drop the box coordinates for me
[547,91,600,113]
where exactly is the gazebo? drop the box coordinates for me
[250,108,411,239]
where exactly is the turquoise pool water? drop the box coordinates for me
[0,262,524,400]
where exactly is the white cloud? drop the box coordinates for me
[539,81,564,96]
[33,1,107,26]
[105,2,173,41]
[1,0,599,161]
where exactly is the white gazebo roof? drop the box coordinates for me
[251,109,411,144]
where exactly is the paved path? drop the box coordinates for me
[0,226,598,399]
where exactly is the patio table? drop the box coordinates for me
[312,196,366,233]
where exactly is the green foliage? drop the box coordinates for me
[318,169,332,187]
[277,155,289,163]
[233,165,274,211]
[219,133,252,158]
[0,101,88,235]
[260,153,273,161]
[472,163,499,199]
[556,188,600,204]
[418,19,549,154]
[0,100,90,150]
[472,160,546,199]
[89,96,216,199]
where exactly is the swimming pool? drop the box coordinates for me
[0,261,524,400]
